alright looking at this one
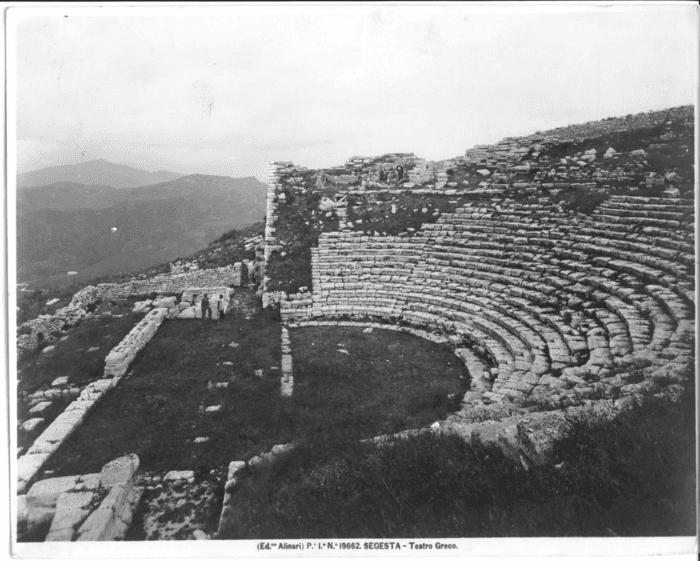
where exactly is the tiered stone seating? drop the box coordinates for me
[289,193,694,414]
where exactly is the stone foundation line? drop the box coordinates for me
[280,327,293,397]
[16,307,168,494]
[216,443,295,539]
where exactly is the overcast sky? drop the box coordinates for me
[11,3,698,181]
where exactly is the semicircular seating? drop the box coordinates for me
[289,193,694,416]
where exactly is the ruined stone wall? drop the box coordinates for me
[103,308,169,378]
[262,162,297,291]
[17,265,240,357]
[464,105,694,169]
[87,265,239,301]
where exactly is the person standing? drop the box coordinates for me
[201,294,211,320]
[217,295,226,321]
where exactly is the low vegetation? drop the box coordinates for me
[17,299,145,449]
[266,174,341,292]
[347,192,472,237]
[127,478,223,541]
[220,382,695,539]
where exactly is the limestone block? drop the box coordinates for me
[45,491,96,542]
[177,306,198,319]
[164,470,195,482]
[29,402,52,416]
[99,454,139,487]
[26,476,80,510]
[20,418,45,434]
[132,300,152,313]
[516,411,570,466]
[152,296,177,309]
[227,461,246,483]
[23,474,79,532]
[75,509,113,542]
[101,485,143,541]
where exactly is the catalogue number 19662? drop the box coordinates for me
[257,541,459,551]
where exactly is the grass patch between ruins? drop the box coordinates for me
[220,383,696,539]
[43,293,468,480]
[17,298,146,447]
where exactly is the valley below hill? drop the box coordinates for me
[16,169,267,287]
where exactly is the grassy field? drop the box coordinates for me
[44,292,467,478]
[17,298,145,449]
[219,382,696,539]
[290,326,468,438]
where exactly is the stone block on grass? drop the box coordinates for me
[20,418,45,435]
[99,454,139,487]
[164,471,195,483]
[29,402,52,416]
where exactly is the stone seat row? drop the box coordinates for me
[317,239,685,341]
[426,242,684,341]
[595,206,693,221]
[316,280,585,362]
[393,230,691,317]
[317,245,663,348]
[314,244,678,376]
[314,272,615,383]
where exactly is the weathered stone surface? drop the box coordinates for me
[17,453,52,494]
[45,491,96,542]
[132,300,153,313]
[227,461,246,482]
[100,454,139,486]
[164,470,195,482]
[516,412,570,466]
[177,306,197,319]
[20,418,45,434]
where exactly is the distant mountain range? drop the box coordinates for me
[17,159,185,190]
[16,160,267,286]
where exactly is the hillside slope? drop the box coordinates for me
[17,182,123,213]
[17,174,267,286]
